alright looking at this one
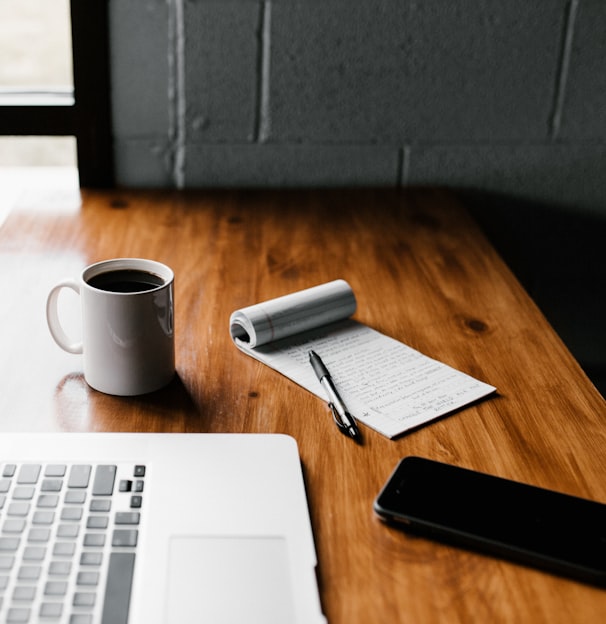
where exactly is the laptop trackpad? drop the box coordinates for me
[167,535,296,623]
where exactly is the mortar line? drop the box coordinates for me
[252,3,264,142]
[168,0,186,188]
[257,1,272,143]
[550,0,579,140]
[167,0,177,183]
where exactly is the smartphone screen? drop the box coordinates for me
[374,456,606,586]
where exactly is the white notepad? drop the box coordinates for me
[230,280,496,439]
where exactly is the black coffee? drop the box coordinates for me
[87,269,165,293]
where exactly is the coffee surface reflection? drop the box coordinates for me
[87,269,165,293]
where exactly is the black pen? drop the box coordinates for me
[309,350,361,443]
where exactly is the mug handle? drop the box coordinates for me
[46,279,83,354]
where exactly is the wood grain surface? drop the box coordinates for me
[1,184,604,623]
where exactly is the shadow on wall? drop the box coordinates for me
[462,192,606,398]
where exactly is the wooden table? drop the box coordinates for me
[1,181,605,623]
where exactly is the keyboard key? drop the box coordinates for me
[73,591,96,607]
[44,465,66,477]
[37,495,59,509]
[101,552,135,624]
[49,561,72,576]
[80,552,103,566]
[0,478,11,492]
[0,555,15,569]
[41,479,63,492]
[112,530,138,548]
[92,466,116,496]
[57,524,80,538]
[86,516,109,529]
[44,581,68,596]
[89,499,111,512]
[61,507,83,522]
[134,480,144,492]
[3,518,26,533]
[7,502,30,516]
[13,486,35,500]
[2,464,16,477]
[115,512,140,525]
[32,511,55,525]
[13,585,36,601]
[53,542,76,557]
[27,528,51,543]
[133,465,145,477]
[130,496,142,509]
[65,490,87,504]
[17,465,41,484]
[119,480,132,492]
[0,537,20,551]
[68,465,91,489]
[18,565,41,580]
[22,547,46,561]
[7,607,31,622]
[39,602,63,618]
[83,534,106,548]
[77,571,99,586]
[0,575,9,589]
[0,494,6,509]
[71,615,93,624]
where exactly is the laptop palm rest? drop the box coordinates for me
[167,535,296,623]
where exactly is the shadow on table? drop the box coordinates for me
[53,372,206,432]
[461,190,606,398]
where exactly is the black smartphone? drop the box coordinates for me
[374,456,606,587]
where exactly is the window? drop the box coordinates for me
[0,0,113,186]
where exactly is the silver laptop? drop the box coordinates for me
[0,432,326,624]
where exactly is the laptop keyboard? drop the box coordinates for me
[0,462,144,624]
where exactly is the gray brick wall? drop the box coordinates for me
[110,0,606,215]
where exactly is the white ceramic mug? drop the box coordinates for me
[46,258,175,396]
